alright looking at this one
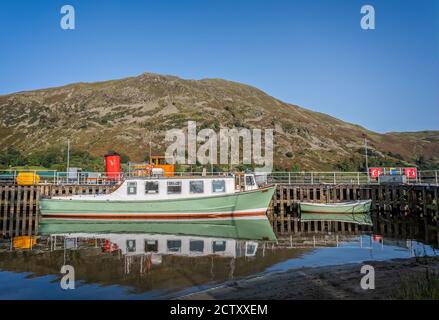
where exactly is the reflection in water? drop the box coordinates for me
[0,233,308,299]
[0,217,437,299]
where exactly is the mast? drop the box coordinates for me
[364,137,369,182]
[66,139,70,172]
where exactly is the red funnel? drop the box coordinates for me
[105,153,121,180]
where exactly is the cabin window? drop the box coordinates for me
[190,240,204,252]
[167,181,182,194]
[167,240,182,252]
[212,240,226,252]
[126,240,136,252]
[145,240,158,252]
[190,181,204,194]
[245,242,258,256]
[212,180,226,193]
[145,181,159,194]
[246,175,255,186]
[127,182,137,195]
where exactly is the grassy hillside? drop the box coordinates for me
[0,73,437,171]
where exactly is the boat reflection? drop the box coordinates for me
[49,233,262,267]
[0,216,437,299]
[0,232,309,297]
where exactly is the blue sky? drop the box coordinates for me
[0,0,438,132]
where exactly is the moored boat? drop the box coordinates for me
[299,200,372,225]
[39,173,277,241]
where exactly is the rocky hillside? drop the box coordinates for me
[0,72,438,170]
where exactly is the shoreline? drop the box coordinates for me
[178,256,439,300]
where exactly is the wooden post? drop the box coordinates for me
[280,186,285,235]
[15,186,22,236]
[21,187,28,236]
[34,187,40,234]
[399,187,406,213]
[8,186,16,237]
[371,185,376,212]
[434,186,439,248]
[287,215,292,234]
[27,186,35,235]
[340,221,345,234]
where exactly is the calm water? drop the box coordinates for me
[0,219,437,299]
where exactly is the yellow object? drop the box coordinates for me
[150,156,175,177]
[13,236,37,249]
[16,172,40,186]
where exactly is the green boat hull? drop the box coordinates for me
[39,186,277,241]
[40,186,275,215]
[299,200,372,225]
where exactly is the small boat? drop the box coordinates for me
[39,173,277,241]
[299,200,372,225]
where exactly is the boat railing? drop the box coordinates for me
[0,169,438,186]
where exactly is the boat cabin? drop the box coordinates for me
[52,173,260,201]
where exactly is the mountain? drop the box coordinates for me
[0,72,438,171]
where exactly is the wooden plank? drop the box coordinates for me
[34,187,40,234]
[399,187,406,213]
[15,186,22,236]
[392,187,397,213]
[279,186,285,234]
[27,186,35,235]
[0,186,2,233]
[379,186,385,212]
[21,187,28,236]
[371,186,376,211]
[2,186,8,236]
[422,188,427,218]
[435,186,439,218]
[8,186,16,237]
[385,187,391,212]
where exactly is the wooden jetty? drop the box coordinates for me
[0,184,438,238]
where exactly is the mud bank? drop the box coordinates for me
[179,256,439,300]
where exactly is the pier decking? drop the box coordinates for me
[0,183,437,238]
